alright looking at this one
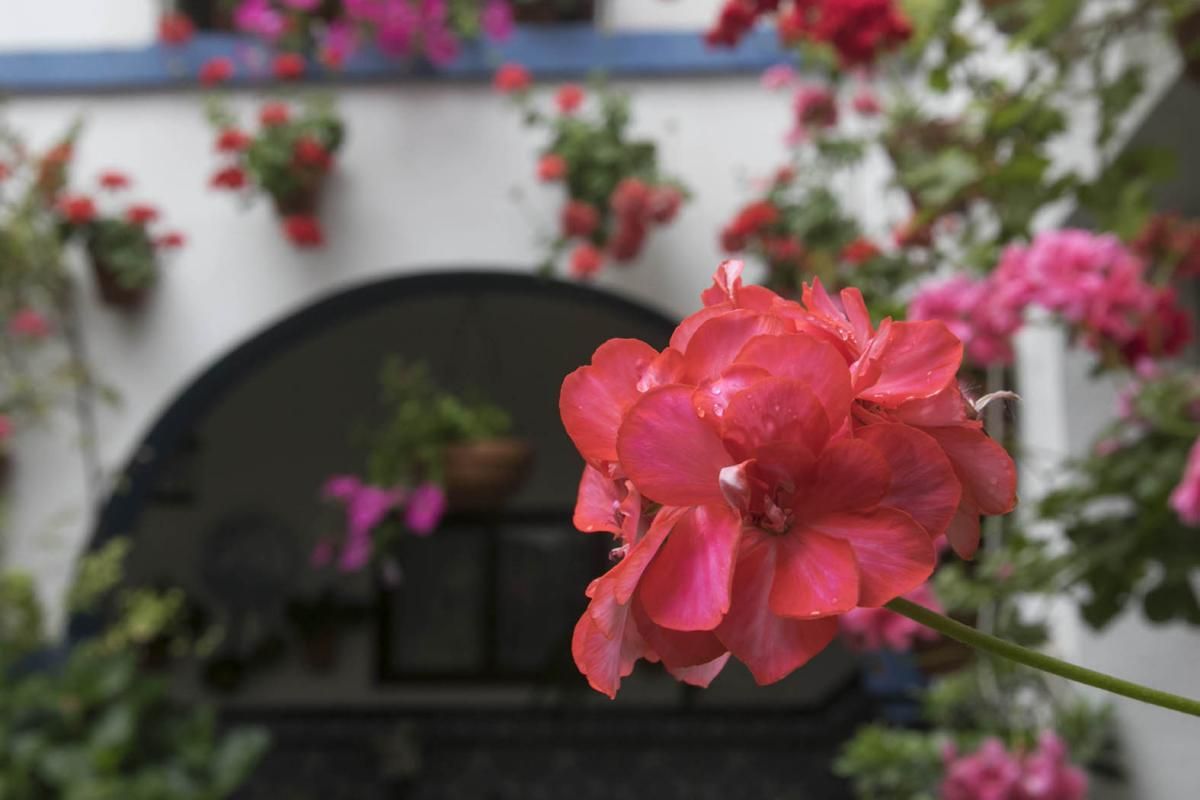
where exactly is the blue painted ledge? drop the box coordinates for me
[0,26,794,94]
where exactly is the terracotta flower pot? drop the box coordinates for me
[87,249,153,310]
[442,437,534,513]
[271,180,324,217]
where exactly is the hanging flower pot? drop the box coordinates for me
[207,93,344,249]
[54,173,184,311]
[443,436,535,513]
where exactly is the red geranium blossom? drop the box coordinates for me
[7,308,52,339]
[158,12,195,46]
[273,53,306,80]
[493,62,531,94]
[779,0,912,67]
[610,177,653,221]
[293,136,332,171]
[556,84,585,114]
[199,56,235,86]
[0,162,9,182]
[649,186,684,224]
[560,260,1016,697]
[841,237,881,264]
[570,243,603,279]
[283,214,324,247]
[98,170,131,190]
[155,231,187,250]
[537,153,567,182]
[259,102,291,127]
[56,194,96,224]
[125,204,160,225]
[210,166,248,190]
[215,128,252,153]
[562,200,600,237]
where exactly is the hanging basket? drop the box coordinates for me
[87,247,153,310]
[442,437,534,513]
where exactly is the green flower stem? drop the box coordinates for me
[886,597,1200,718]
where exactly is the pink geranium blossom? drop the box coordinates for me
[942,734,1087,800]
[908,274,1023,367]
[1170,438,1200,526]
[7,308,52,339]
[839,581,941,651]
[405,482,446,535]
[560,260,1017,697]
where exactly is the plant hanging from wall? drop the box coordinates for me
[55,170,186,310]
[497,66,689,279]
[311,358,531,575]
[205,87,344,248]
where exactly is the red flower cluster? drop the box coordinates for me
[125,203,160,225]
[708,0,911,67]
[537,153,567,182]
[215,128,252,153]
[557,178,683,279]
[560,261,1017,696]
[98,170,131,190]
[841,237,881,265]
[1134,213,1200,278]
[556,84,585,114]
[56,194,97,225]
[199,56,234,86]
[259,102,291,127]
[210,165,248,190]
[158,12,195,46]
[273,53,306,81]
[780,0,912,66]
[283,214,324,248]
[293,136,332,172]
[493,63,531,94]
[721,200,780,253]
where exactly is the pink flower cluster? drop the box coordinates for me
[1170,438,1200,526]
[233,0,514,68]
[909,229,1192,369]
[942,733,1087,800]
[839,581,941,651]
[908,274,1023,367]
[313,475,446,572]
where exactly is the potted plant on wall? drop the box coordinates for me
[203,65,344,248]
[366,358,532,513]
[55,170,185,309]
[496,67,689,279]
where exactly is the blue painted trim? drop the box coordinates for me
[0,27,792,93]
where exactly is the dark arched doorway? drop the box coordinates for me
[84,270,868,799]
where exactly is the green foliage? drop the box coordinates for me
[365,358,513,485]
[81,219,158,290]
[0,541,267,799]
[1040,370,1200,628]
[833,725,943,800]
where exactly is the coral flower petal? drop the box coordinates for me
[804,438,890,516]
[572,603,647,699]
[716,530,839,685]
[680,310,793,383]
[858,321,963,406]
[633,601,729,667]
[573,465,626,534]
[856,424,962,538]
[693,364,771,420]
[926,425,1018,515]
[733,334,853,427]
[666,652,732,687]
[721,377,831,459]
[768,530,860,618]
[809,508,936,606]
[639,504,743,631]
[618,386,732,506]
[561,338,660,469]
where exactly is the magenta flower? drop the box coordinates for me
[761,63,797,90]
[482,0,514,40]
[942,739,1022,800]
[320,475,404,572]
[233,0,287,41]
[7,308,52,339]
[1171,438,1200,526]
[405,482,446,535]
[282,0,320,8]
[1017,732,1088,800]
[908,274,1023,367]
[839,581,941,651]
